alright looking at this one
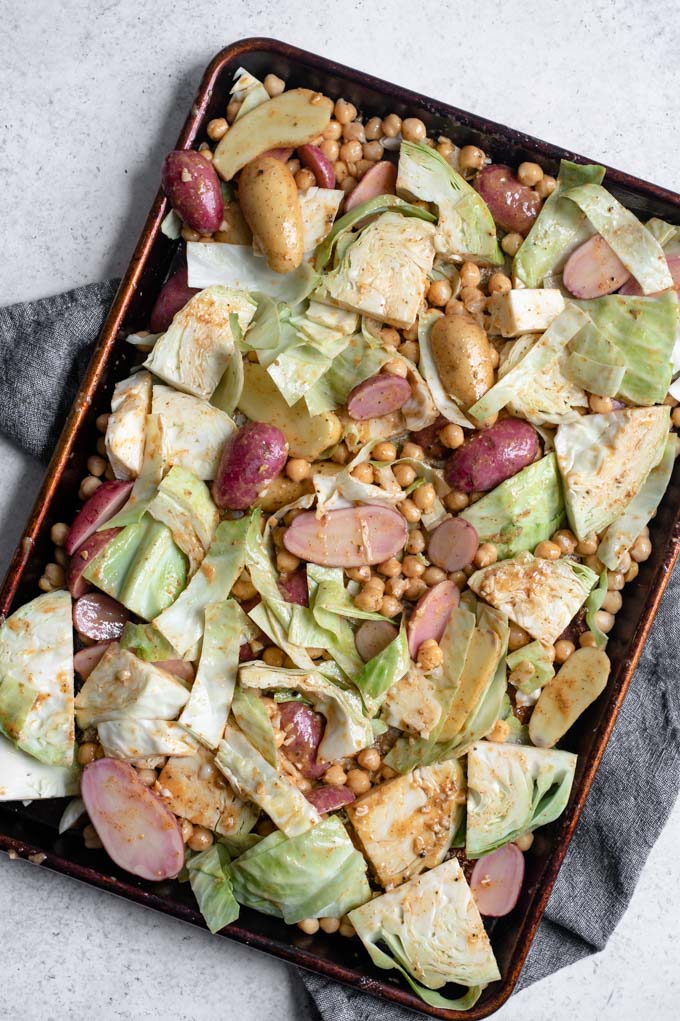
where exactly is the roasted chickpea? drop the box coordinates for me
[474,543,498,568]
[459,262,482,288]
[401,442,425,460]
[488,272,512,294]
[380,595,403,617]
[334,98,357,125]
[285,458,311,482]
[351,462,375,485]
[413,483,436,511]
[346,768,372,795]
[517,162,544,187]
[365,116,383,140]
[459,145,486,171]
[589,394,614,414]
[373,441,397,462]
[377,557,402,578]
[405,529,426,554]
[427,278,453,307]
[323,119,343,140]
[381,113,402,138]
[402,117,427,142]
[207,117,228,141]
[552,529,578,555]
[404,577,428,600]
[357,748,381,771]
[501,233,523,257]
[554,639,576,664]
[382,358,409,378]
[188,827,213,852]
[439,423,465,449]
[534,540,561,560]
[363,140,383,161]
[535,175,556,199]
[444,490,469,512]
[320,138,340,162]
[416,638,443,671]
[263,73,285,97]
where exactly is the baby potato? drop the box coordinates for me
[238,156,304,274]
[430,314,495,409]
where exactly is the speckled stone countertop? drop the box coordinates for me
[1,2,679,1018]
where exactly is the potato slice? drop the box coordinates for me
[438,626,501,742]
[529,647,610,748]
[213,89,333,181]
[238,361,341,459]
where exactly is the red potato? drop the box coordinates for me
[470,843,525,917]
[74,642,113,679]
[407,580,460,658]
[475,165,541,236]
[278,568,309,606]
[305,785,356,814]
[427,518,479,573]
[239,642,257,663]
[68,528,120,599]
[149,266,199,333]
[278,701,327,779]
[212,422,288,510]
[161,150,224,234]
[154,660,195,683]
[261,147,294,162]
[563,234,631,298]
[298,144,336,188]
[344,161,397,212]
[355,620,399,663]
[65,480,133,556]
[444,418,539,493]
[347,373,412,420]
[410,414,448,457]
[72,592,129,642]
[81,758,184,881]
[283,505,408,567]
[619,252,680,296]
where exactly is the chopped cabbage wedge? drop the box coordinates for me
[152,385,236,480]
[215,724,320,836]
[461,454,565,559]
[465,740,577,857]
[105,370,152,480]
[103,414,165,528]
[564,322,626,399]
[147,465,218,574]
[506,640,555,694]
[397,140,503,265]
[346,759,465,887]
[179,600,243,748]
[0,590,74,767]
[187,242,319,304]
[304,331,389,416]
[119,621,179,662]
[353,624,410,716]
[157,744,258,836]
[0,736,79,801]
[230,815,370,923]
[188,842,240,933]
[554,406,670,540]
[313,194,436,272]
[349,857,500,1009]
[381,666,443,739]
[231,686,279,768]
[97,719,196,759]
[497,332,587,426]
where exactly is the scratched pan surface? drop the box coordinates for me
[1,37,680,1020]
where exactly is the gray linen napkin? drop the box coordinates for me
[1,283,679,1019]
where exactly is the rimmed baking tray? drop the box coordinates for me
[2,37,680,1019]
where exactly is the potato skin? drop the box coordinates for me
[161,151,224,233]
[212,422,288,510]
[430,315,495,409]
[149,267,199,333]
[444,418,538,493]
[238,156,304,274]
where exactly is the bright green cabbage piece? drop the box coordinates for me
[513,160,606,287]
[211,347,244,415]
[85,514,187,621]
[554,405,671,540]
[0,590,74,767]
[468,552,597,645]
[469,304,590,423]
[147,465,218,574]
[152,385,236,481]
[506,640,555,693]
[573,291,679,405]
[314,193,436,271]
[304,331,389,416]
[314,211,436,329]
[598,435,677,570]
[144,285,257,400]
[96,719,196,759]
[0,735,79,801]
[465,740,577,857]
[74,644,189,730]
[153,515,252,658]
[460,454,565,560]
[397,140,503,265]
[353,624,410,716]
[238,662,374,760]
[188,843,240,933]
[187,242,319,304]
[215,723,320,836]
[562,183,673,294]
[231,686,278,768]
[230,815,370,924]
[564,321,626,398]
[179,600,243,748]
[119,621,179,662]
[287,564,365,679]
[349,857,500,1009]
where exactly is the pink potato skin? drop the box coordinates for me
[470,843,525,917]
[277,568,309,606]
[72,592,129,642]
[149,266,200,333]
[407,580,460,658]
[74,641,113,679]
[65,480,133,556]
[305,785,356,813]
[427,518,479,573]
[347,373,412,420]
[81,759,184,881]
[344,161,397,212]
[161,150,224,234]
[475,165,541,236]
[212,423,288,510]
[278,701,327,779]
[298,144,336,188]
[444,419,539,493]
[563,235,631,299]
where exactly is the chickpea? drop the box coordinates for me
[232,572,257,600]
[351,462,375,485]
[346,566,371,583]
[77,742,99,766]
[363,140,384,161]
[188,827,213,852]
[50,522,70,546]
[54,547,68,568]
[96,437,107,457]
[607,570,625,592]
[402,117,427,142]
[589,394,614,414]
[552,529,578,555]
[354,588,382,613]
[285,458,311,483]
[437,138,455,159]
[405,529,426,554]
[416,638,443,672]
[439,423,465,449]
[595,609,615,634]
[509,660,536,687]
[320,138,340,162]
[87,455,107,477]
[444,490,469,511]
[380,326,401,348]
[576,534,599,556]
[402,555,425,578]
[298,917,320,935]
[334,98,357,124]
[377,557,402,578]
[423,565,447,586]
[263,646,286,668]
[341,176,358,195]
[286,158,301,176]
[295,167,317,192]
[333,160,349,184]
[399,499,421,524]
[324,119,343,140]
[381,113,402,138]
[534,540,561,561]
[427,278,453,307]
[401,442,425,461]
[180,819,194,843]
[460,286,486,314]
[357,748,381,771]
[413,483,436,512]
[631,536,652,562]
[554,639,576,664]
[579,631,599,649]
[83,824,103,849]
[625,561,639,583]
[373,441,397,462]
[79,476,102,500]
[226,98,242,123]
[136,768,157,787]
[365,116,383,140]
[95,412,110,433]
[508,621,530,651]
[474,543,498,568]
[460,262,482,288]
[319,916,341,934]
[207,117,229,141]
[450,569,468,589]
[181,225,201,243]
[383,358,408,379]
[262,72,285,97]
[584,554,603,574]
[364,575,386,594]
[399,340,419,362]
[459,145,486,171]
[323,764,348,786]
[535,175,556,199]
[405,577,428,600]
[380,595,403,617]
[515,832,535,852]
[276,551,300,574]
[617,551,632,574]
[343,120,366,143]
[488,272,512,294]
[501,233,523,257]
[38,576,54,593]
[385,576,408,598]
[517,162,544,187]
[44,562,65,588]
[444,297,467,317]
[197,147,213,162]
[339,921,356,938]
[346,768,372,795]
[602,590,622,614]
[330,442,349,465]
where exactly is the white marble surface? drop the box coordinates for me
[1,1,680,1018]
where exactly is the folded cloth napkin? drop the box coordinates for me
[1,282,679,1020]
